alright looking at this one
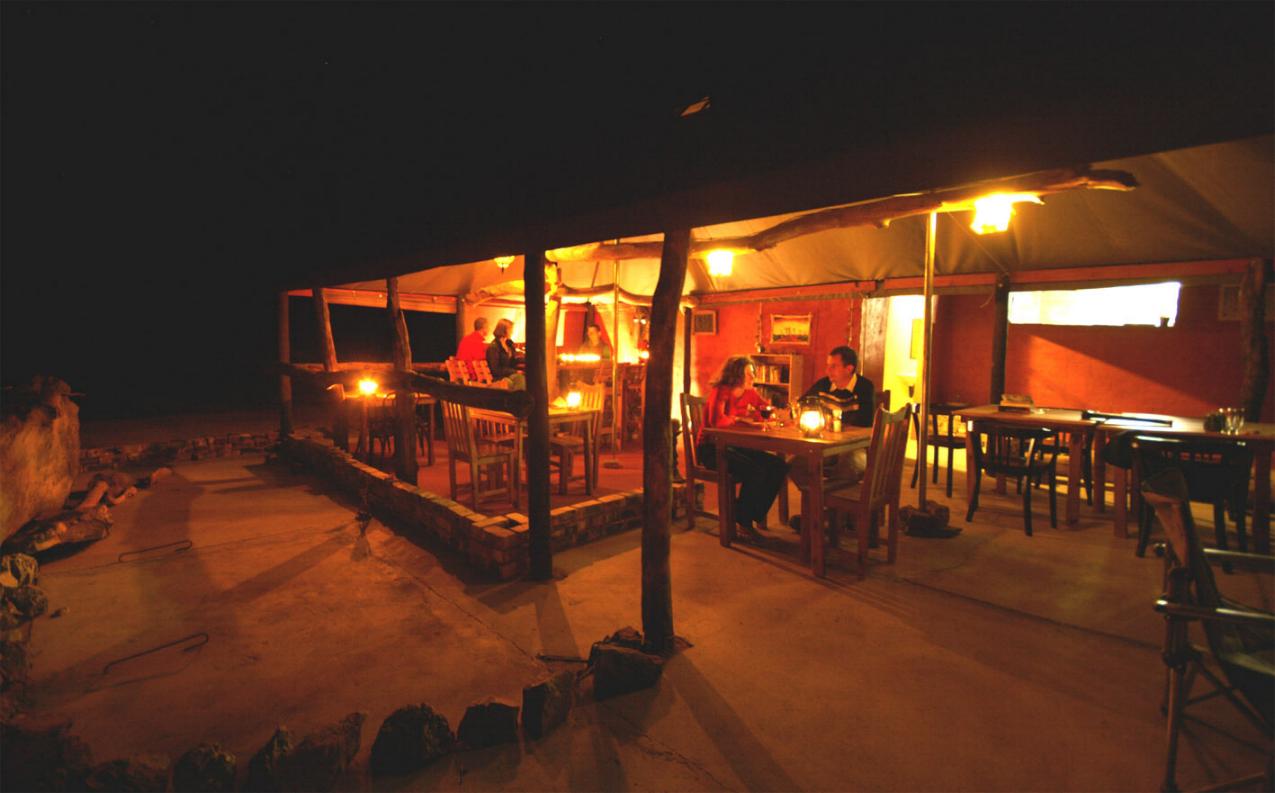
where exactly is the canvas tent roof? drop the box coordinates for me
[335,134,1274,299]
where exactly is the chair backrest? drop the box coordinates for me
[857,403,913,510]
[440,400,476,457]
[911,402,965,444]
[969,422,1052,477]
[1133,435,1253,502]
[445,358,471,384]
[680,393,709,472]
[469,359,494,384]
[877,390,891,411]
[1141,470,1247,663]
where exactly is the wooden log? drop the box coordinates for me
[989,275,1010,404]
[312,287,349,450]
[682,306,693,395]
[278,292,294,437]
[642,228,690,654]
[550,167,1137,262]
[403,372,531,416]
[524,250,553,581]
[1238,258,1271,422]
[545,264,561,400]
[388,277,418,484]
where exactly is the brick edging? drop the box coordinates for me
[279,432,699,580]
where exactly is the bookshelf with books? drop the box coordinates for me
[752,353,804,407]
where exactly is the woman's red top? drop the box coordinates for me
[698,385,768,445]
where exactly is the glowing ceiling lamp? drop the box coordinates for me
[969,192,1043,235]
[706,249,734,277]
[494,255,515,272]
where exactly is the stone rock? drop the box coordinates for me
[587,626,645,666]
[244,727,292,792]
[591,644,665,701]
[0,553,38,588]
[3,510,111,556]
[0,721,94,792]
[456,700,519,749]
[85,754,170,792]
[901,501,960,538]
[1,639,31,684]
[521,670,576,740]
[1,376,80,544]
[276,712,365,791]
[369,704,453,776]
[7,584,49,621]
[173,743,236,792]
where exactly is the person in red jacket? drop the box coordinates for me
[456,317,490,362]
[695,356,788,537]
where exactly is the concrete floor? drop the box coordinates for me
[21,449,1274,791]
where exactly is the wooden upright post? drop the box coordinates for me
[312,287,348,450]
[682,306,693,395]
[1238,258,1270,422]
[524,250,553,580]
[388,277,418,484]
[278,292,294,437]
[643,228,690,653]
[989,275,1010,404]
[917,212,937,507]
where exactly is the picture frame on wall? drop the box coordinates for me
[691,309,717,335]
[769,313,811,345]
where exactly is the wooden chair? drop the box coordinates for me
[548,384,604,494]
[445,357,471,384]
[680,393,721,530]
[1133,435,1254,557]
[440,400,518,511]
[964,422,1059,536]
[469,359,494,385]
[1142,469,1274,793]
[825,403,913,579]
[1036,429,1093,505]
[413,394,436,466]
[910,402,967,498]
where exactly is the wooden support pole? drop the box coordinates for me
[989,275,1010,404]
[388,277,418,484]
[312,287,349,450]
[642,228,690,654]
[612,264,622,452]
[682,306,693,396]
[278,292,294,438]
[917,212,937,507]
[524,249,553,581]
[1238,258,1270,422]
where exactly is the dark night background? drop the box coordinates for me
[3,3,1271,420]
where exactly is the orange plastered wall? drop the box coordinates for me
[692,296,860,396]
[931,285,1273,420]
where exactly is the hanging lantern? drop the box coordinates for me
[706,249,734,277]
[969,192,1043,235]
[494,255,515,272]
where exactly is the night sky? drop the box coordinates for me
[3,3,1270,419]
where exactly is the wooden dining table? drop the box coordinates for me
[469,405,601,496]
[703,421,872,578]
[1091,413,1275,552]
[956,405,1275,553]
[955,405,1100,526]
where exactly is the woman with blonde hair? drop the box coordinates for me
[695,355,788,537]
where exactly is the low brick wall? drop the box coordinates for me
[80,432,278,470]
[279,432,699,581]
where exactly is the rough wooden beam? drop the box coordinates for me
[278,292,294,437]
[642,228,690,654]
[388,277,418,484]
[1239,258,1271,422]
[989,275,1010,404]
[403,372,531,417]
[312,287,349,450]
[555,167,1138,261]
[524,250,553,581]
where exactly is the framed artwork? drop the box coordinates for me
[691,309,717,335]
[769,313,811,345]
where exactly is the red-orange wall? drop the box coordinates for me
[692,296,861,396]
[931,285,1274,420]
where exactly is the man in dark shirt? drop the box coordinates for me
[790,345,876,533]
[801,345,875,427]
